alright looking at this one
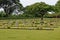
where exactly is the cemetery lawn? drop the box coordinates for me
[0,28,60,40]
[0,18,60,40]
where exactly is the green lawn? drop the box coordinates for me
[0,28,60,40]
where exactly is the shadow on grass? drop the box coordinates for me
[0,27,54,31]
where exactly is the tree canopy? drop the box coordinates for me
[55,0,60,12]
[0,0,23,16]
[24,2,55,17]
[0,1,60,18]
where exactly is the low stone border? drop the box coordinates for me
[0,27,54,30]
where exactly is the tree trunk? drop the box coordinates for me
[41,15,44,25]
[4,8,9,16]
[40,15,44,29]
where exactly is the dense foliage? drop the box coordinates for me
[0,0,60,18]
[55,0,60,12]
[0,0,23,16]
[23,2,56,18]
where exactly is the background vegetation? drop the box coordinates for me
[0,0,60,19]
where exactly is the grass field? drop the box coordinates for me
[0,28,60,40]
[0,18,60,40]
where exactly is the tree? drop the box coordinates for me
[25,2,54,19]
[0,0,23,16]
[55,0,60,12]
[24,2,56,29]
[0,11,6,17]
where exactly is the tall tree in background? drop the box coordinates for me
[24,2,56,29]
[25,2,55,19]
[55,0,60,12]
[0,0,23,16]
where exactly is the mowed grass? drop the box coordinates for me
[0,28,60,40]
[0,18,60,40]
